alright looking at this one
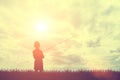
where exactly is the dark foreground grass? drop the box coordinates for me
[0,70,120,80]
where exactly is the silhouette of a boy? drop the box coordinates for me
[33,41,44,72]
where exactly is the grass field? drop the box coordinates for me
[0,70,120,80]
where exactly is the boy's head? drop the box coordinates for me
[34,41,40,48]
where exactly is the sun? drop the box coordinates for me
[32,17,53,38]
[35,21,48,33]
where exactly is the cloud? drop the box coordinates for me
[87,37,101,48]
[51,53,81,66]
[0,0,11,6]
[110,48,120,53]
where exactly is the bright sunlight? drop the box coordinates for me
[35,21,48,33]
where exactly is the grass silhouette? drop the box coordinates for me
[0,70,120,80]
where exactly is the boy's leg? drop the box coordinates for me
[35,69,37,72]
[40,63,43,72]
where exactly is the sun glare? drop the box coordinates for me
[32,17,54,39]
[35,21,48,33]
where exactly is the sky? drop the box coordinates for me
[0,0,120,71]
